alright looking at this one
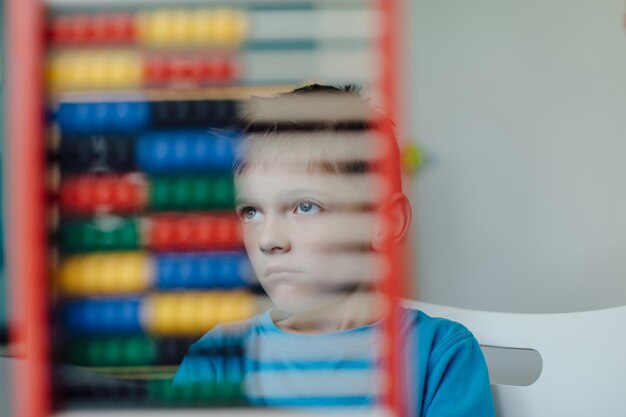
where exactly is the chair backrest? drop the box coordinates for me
[403,300,626,417]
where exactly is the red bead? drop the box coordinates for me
[90,13,109,41]
[144,54,238,85]
[73,14,94,43]
[107,13,136,42]
[47,16,71,42]
[149,214,242,251]
[60,174,146,215]
[144,55,168,84]
[48,12,136,44]
[199,59,216,81]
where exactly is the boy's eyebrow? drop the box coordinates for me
[234,197,255,207]
[234,190,330,207]
[281,188,333,199]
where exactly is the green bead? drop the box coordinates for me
[147,380,202,405]
[60,218,140,251]
[64,337,157,367]
[126,337,158,366]
[190,177,212,207]
[149,175,234,210]
[147,379,245,406]
[212,176,235,208]
[106,339,123,365]
[150,178,171,210]
[172,179,192,207]
[85,339,105,365]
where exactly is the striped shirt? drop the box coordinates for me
[173,307,495,417]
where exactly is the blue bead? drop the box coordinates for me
[155,255,177,289]
[136,130,240,174]
[114,101,151,133]
[56,101,151,135]
[154,252,248,290]
[196,255,216,287]
[62,298,142,334]
[56,102,90,134]
[217,252,248,288]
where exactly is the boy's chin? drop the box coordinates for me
[268,292,344,316]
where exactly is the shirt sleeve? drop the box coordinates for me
[422,333,496,417]
[173,340,219,386]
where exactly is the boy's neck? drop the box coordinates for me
[274,289,382,334]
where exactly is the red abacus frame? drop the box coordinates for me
[4,1,405,416]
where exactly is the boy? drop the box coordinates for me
[174,85,495,416]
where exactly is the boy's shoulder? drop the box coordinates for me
[401,307,477,363]
[188,312,268,352]
[403,306,473,338]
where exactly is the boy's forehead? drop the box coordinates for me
[236,131,388,166]
[233,131,392,204]
[234,168,387,204]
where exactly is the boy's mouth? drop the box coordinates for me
[263,267,303,288]
[265,266,300,276]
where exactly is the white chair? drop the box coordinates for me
[403,300,626,417]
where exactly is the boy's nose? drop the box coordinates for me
[259,216,291,254]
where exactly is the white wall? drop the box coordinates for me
[408,0,626,313]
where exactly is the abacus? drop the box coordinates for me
[5,1,404,416]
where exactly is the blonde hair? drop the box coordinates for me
[234,84,402,192]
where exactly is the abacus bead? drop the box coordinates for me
[136,130,238,174]
[58,251,151,295]
[63,298,143,334]
[59,135,135,174]
[212,175,236,208]
[60,174,147,215]
[56,101,150,135]
[154,252,248,290]
[60,218,141,252]
[149,176,233,210]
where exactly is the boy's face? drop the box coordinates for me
[235,166,385,314]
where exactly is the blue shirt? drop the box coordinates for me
[174,307,495,417]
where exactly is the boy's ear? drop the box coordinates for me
[372,192,412,251]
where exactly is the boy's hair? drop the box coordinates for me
[234,84,402,193]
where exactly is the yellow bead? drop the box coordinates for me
[59,53,78,90]
[146,293,177,334]
[233,291,256,321]
[58,252,151,295]
[89,52,109,88]
[401,142,425,175]
[70,52,91,89]
[177,294,198,334]
[147,292,213,336]
[137,9,170,47]
[218,291,252,322]
[47,49,142,91]
[168,9,192,45]
[213,8,244,47]
[191,8,215,46]
[46,52,64,89]
[107,50,142,89]
[145,291,255,336]
[195,292,219,332]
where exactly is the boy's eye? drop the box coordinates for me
[294,201,322,215]
[239,207,260,222]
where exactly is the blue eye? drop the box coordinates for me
[239,207,260,222]
[295,201,322,215]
